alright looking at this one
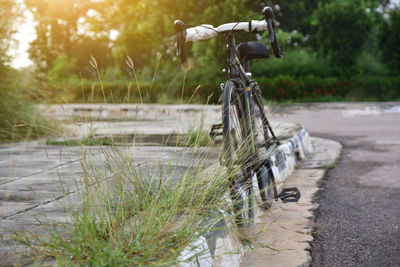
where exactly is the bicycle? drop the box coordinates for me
[174,6,300,230]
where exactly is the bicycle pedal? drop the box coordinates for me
[278,187,301,203]
[210,123,223,138]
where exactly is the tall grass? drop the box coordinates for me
[0,68,58,142]
[10,144,239,265]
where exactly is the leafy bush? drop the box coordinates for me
[47,53,78,84]
[0,68,57,142]
[256,74,400,102]
[252,48,331,78]
[379,8,400,73]
[314,0,372,74]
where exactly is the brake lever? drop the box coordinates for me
[174,20,191,71]
[262,6,282,58]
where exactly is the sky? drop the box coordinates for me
[8,0,400,69]
[9,0,35,69]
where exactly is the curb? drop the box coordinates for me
[179,127,314,267]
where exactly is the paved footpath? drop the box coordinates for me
[1,104,303,265]
[241,137,341,267]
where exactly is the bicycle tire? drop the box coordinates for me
[256,164,274,209]
[251,92,275,209]
[230,171,255,234]
[222,81,249,166]
[222,81,255,232]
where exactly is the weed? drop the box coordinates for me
[183,119,213,147]
[46,137,114,146]
[0,71,58,142]
[325,162,337,169]
[10,146,239,265]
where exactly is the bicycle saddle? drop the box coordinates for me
[237,41,270,62]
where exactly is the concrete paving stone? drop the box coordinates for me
[0,202,38,218]
[0,190,58,202]
[0,176,80,192]
[6,207,76,225]
[0,178,13,185]
[299,137,342,169]
[0,168,44,181]
[0,219,44,233]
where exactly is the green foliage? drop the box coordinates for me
[0,68,57,142]
[26,0,113,78]
[47,53,78,84]
[379,9,400,73]
[0,0,57,142]
[12,148,234,265]
[314,1,372,74]
[184,121,213,147]
[257,74,400,102]
[274,0,326,34]
[252,48,330,78]
[0,0,19,65]
[46,137,114,146]
[13,0,400,103]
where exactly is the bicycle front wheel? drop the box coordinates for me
[251,92,275,209]
[222,81,255,233]
[222,81,250,167]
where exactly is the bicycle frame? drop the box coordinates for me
[224,33,280,161]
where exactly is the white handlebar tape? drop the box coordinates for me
[216,20,268,33]
[185,20,268,43]
[185,24,217,42]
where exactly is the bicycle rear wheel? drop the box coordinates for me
[256,164,274,209]
[222,81,254,232]
[251,92,275,209]
[222,81,249,166]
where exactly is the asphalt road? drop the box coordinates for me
[270,102,400,267]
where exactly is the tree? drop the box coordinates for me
[273,0,325,34]
[314,0,372,74]
[25,0,112,79]
[0,0,20,69]
[379,8,400,73]
[103,0,219,69]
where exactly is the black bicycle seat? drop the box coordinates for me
[237,41,270,62]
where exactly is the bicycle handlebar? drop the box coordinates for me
[261,6,282,58]
[174,6,282,70]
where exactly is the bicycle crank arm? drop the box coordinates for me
[277,187,301,203]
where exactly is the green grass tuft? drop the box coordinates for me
[10,147,239,265]
[0,77,58,143]
[46,137,114,146]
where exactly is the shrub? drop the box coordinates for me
[256,74,400,102]
[252,48,331,78]
[379,9,400,73]
[314,0,372,74]
[0,68,57,142]
[48,53,78,84]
